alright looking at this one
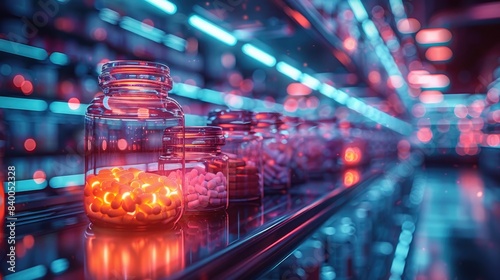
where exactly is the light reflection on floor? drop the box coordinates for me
[409,167,500,279]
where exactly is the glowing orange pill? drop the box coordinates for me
[151,205,161,215]
[122,195,136,213]
[107,208,126,217]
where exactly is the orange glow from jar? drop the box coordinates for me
[344,147,362,165]
[343,169,360,187]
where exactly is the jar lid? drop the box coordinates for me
[164,126,225,146]
[207,109,254,131]
[99,60,173,92]
[253,112,283,128]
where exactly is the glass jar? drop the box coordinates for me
[160,126,229,213]
[295,120,328,180]
[317,119,343,173]
[282,116,306,184]
[84,60,184,230]
[253,112,291,193]
[207,109,263,202]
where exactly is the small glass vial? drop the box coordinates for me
[253,112,291,193]
[207,109,263,202]
[84,60,184,229]
[160,126,229,213]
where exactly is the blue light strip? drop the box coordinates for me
[4,265,47,280]
[99,8,120,25]
[0,97,48,111]
[276,62,302,81]
[300,73,321,90]
[4,179,47,192]
[49,52,70,66]
[242,43,276,67]
[187,15,237,46]
[0,39,48,60]
[164,34,187,52]
[49,174,85,188]
[119,16,165,43]
[144,0,177,15]
[49,101,87,115]
[348,0,412,110]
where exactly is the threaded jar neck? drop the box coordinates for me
[207,109,254,132]
[164,126,225,153]
[99,60,173,96]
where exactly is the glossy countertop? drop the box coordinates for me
[1,161,404,280]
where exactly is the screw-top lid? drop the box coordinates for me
[207,109,254,131]
[99,60,173,94]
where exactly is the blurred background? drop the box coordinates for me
[1,0,500,279]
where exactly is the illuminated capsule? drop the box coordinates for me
[122,193,136,212]
[144,182,162,193]
[107,208,126,217]
[91,199,103,212]
[139,204,153,214]
[138,193,157,204]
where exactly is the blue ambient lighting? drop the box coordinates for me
[188,15,237,46]
[50,258,70,275]
[0,39,48,60]
[49,174,85,188]
[145,0,177,15]
[4,179,47,192]
[276,62,302,81]
[49,52,70,66]
[0,97,48,111]
[4,265,47,280]
[164,34,187,52]
[242,44,276,67]
[120,16,165,43]
[300,73,321,90]
[49,101,87,115]
[347,0,369,22]
[99,8,120,24]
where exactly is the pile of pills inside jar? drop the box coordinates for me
[84,167,182,226]
[173,167,227,211]
[262,141,290,191]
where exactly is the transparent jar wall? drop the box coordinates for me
[207,110,263,203]
[160,126,229,213]
[180,213,229,262]
[282,116,306,184]
[254,112,291,193]
[295,121,328,180]
[84,60,184,229]
[317,120,343,173]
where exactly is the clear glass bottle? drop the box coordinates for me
[84,60,184,230]
[160,126,229,213]
[317,119,343,173]
[295,120,327,180]
[253,112,291,193]
[282,116,306,184]
[207,109,263,202]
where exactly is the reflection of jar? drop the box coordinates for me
[160,126,229,213]
[253,112,291,193]
[180,213,228,262]
[84,225,185,279]
[227,202,264,242]
[84,61,184,229]
[207,110,263,202]
[295,121,327,180]
[340,124,368,167]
